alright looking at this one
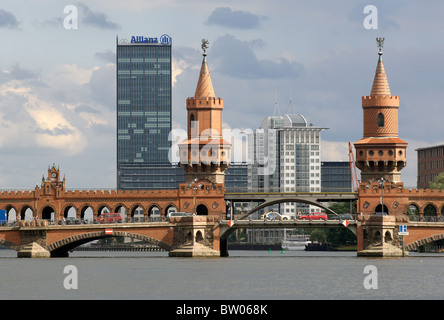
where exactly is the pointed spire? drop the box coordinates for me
[272,93,281,117]
[370,37,391,96]
[194,39,215,98]
[286,89,295,114]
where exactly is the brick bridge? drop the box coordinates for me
[0,216,226,258]
[0,166,227,222]
[2,214,444,258]
[3,167,444,257]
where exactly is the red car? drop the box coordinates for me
[298,212,328,221]
[97,213,122,224]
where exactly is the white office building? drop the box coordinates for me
[248,112,327,218]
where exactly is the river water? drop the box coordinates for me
[0,249,443,300]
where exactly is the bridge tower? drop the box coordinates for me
[178,39,231,185]
[355,38,408,257]
[354,38,407,184]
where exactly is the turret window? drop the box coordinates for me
[377,113,384,127]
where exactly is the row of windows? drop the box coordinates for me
[418,159,444,171]
[359,149,403,156]
[418,146,444,159]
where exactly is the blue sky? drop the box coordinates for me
[1,0,444,189]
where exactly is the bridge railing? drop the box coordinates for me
[0,216,167,227]
[3,213,444,228]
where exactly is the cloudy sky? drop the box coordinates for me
[0,0,443,189]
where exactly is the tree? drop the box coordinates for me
[429,172,444,190]
[329,201,356,215]
[310,229,327,244]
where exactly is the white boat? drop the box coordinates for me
[281,234,311,251]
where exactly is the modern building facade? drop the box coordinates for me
[416,144,444,188]
[321,161,352,192]
[116,34,181,189]
[248,112,327,217]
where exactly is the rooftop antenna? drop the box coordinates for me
[273,93,281,117]
[286,89,295,114]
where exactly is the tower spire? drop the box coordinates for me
[354,37,407,184]
[370,37,391,96]
[194,39,215,98]
[179,39,231,185]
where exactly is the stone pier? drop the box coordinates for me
[357,215,408,257]
[168,216,221,257]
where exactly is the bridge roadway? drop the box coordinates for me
[219,219,357,238]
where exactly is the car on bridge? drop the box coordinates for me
[97,213,122,224]
[261,212,292,221]
[330,213,354,221]
[167,212,193,218]
[65,217,80,225]
[298,212,328,221]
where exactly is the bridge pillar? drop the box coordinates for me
[17,228,50,258]
[357,215,407,257]
[168,216,221,257]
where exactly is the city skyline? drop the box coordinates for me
[1,1,444,189]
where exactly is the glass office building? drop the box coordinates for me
[321,161,352,192]
[116,35,181,189]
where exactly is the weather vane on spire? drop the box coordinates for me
[376,37,384,55]
[201,39,209,56]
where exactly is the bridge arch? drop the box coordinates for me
[41,205,55,220]
[196,204,208,216]
[20,206,34,220]
[374,203,389,215]
[406,233,444,251]
[239,197,337,219]
[80,204,94,220]
[0,238,20,251]
[113,204,127,215]
[423,203,438,219]
[3,205,17,221]
[62,204,78,219]
[130,204,145,219]
[47,230,172,257]
[165,204,178,216]
[98,204,111,216]
[147,204,160,217]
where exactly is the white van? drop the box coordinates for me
[167,212,193,218]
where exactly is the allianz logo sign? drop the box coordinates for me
[129,34,172,45]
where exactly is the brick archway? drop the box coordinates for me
[47,230,173,255]
[405,233,444,251]
[0,238,20,251]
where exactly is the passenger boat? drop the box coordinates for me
[281,234,311,251]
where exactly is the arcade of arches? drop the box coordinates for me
[0,166,226,223]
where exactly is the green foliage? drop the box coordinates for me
[429,172,444,190]
[329,201,357,215]
[309,229,327,243]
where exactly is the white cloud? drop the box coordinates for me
[321,140,349,162]
[47,64,97,86]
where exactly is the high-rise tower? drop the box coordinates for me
[354,38,407,183]
[116,34,182,189]
[179,40,231,184]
